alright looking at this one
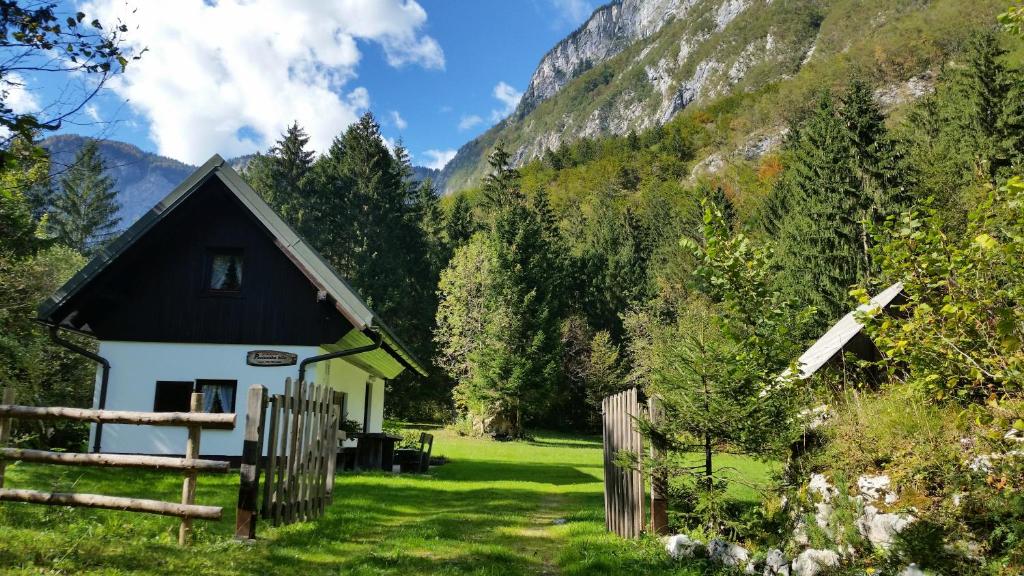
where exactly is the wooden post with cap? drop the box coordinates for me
[235,384,267,540]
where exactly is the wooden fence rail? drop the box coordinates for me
[0,387,234,545]
[246,378,341,535]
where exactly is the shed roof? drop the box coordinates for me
[38,154,427,378]
[791,282,904,379]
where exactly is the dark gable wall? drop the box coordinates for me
[64,177,354,345]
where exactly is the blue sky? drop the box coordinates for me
[34,0,598,169]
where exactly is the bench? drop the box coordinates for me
[395,432,433,473]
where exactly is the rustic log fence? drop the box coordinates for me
[249,378,342,533]
[0,387,234,546]
[601,388,668,538]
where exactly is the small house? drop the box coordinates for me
[37,155,426,458]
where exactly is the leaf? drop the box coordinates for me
[76,12,86,22]
[973,233,998,250]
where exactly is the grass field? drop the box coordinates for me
[0,430,774,575]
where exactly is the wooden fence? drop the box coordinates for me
[602,387,646,538]
[0,387,234,546]
[601,388,668,538]
[254,378,342,530]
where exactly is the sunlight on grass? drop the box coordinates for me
[0,429,769,575]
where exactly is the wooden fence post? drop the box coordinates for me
[648,395,668,535]
[179,392,203,546]
[0,388,14,489]
[235,385,266,541]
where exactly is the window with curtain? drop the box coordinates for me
[208,250,243,292]
[196,379,237,414]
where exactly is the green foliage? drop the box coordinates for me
[47,139,120,255]
[767,86,907,328]
[857,177,1024,403]
[631,201,811,533]
[1001,2,1024,36]
[436,146,563,437]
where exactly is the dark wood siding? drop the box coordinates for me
[60,177,353,345]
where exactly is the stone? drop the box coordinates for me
[899,563,925,576]
[808,473,837,503]
[857,474,898,505]
[856,504,914,550]
[708,538,751,570]
[791,549,840,576]
[764,548,790,576]
[665,534,704,559]
[814,501,833,531]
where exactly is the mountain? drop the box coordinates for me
[438,0,1009,193]
[41,135,195,229]
[41,135,440,230]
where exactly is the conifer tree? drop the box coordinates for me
[246,122,316,229]
[444,194,475,249]
[771,93,868,324]
[49,140,120,255]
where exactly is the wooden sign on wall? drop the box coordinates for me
[246,350,297,367]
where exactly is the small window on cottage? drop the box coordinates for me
[196,379,237,414]
[153,381,194,412]
[209,250,243,292]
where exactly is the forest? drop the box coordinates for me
[1,2,1024,573]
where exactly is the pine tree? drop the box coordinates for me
[481,143,521,210]
[772,93,868,324]
[246,122,318,236]
[49,140,120,255]
[444,194,475,250]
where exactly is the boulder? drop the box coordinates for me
[791,549,840,576]
[763,548,790,576]
[665,534,704,559]
[856,505,914,550]
[707,538,754,573]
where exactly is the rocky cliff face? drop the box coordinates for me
[439,0,801,192]
[516,0,697,118]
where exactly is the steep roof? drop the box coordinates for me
[38,154,427,378]
[791,282,904,379]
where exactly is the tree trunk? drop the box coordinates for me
[704,432,712,492]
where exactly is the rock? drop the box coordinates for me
[708,538,752,570]
[857,474,898,505]
[899,563,925,576]
[792,518,809,547]
[665,534,704,559]
[808,473,837,503]
[814,501,833,531]
[791,549,840,576]
[764,548,790,576]
[856,504,914,550]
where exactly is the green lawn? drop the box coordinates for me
[0,430,770,575]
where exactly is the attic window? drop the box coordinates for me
[208,249,243,292]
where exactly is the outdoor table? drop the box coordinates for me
[352,432,401,471]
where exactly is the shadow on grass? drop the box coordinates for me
[429,460,602,485]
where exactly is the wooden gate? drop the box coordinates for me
[601,387,645,538]
[257,378,342,528]
[0,387,234,546]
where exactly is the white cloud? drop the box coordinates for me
[82,0,444,164]
[458,114,482,131]
[389,110,407,131]
[491,81,522,121]
[84,104,103,123]
[2,73,40,115]
[421,149,455,170]
[548,0,595,25]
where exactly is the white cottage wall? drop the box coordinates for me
[90,341,377,456]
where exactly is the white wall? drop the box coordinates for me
[321,359,386,447]
[91,341,380,456]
